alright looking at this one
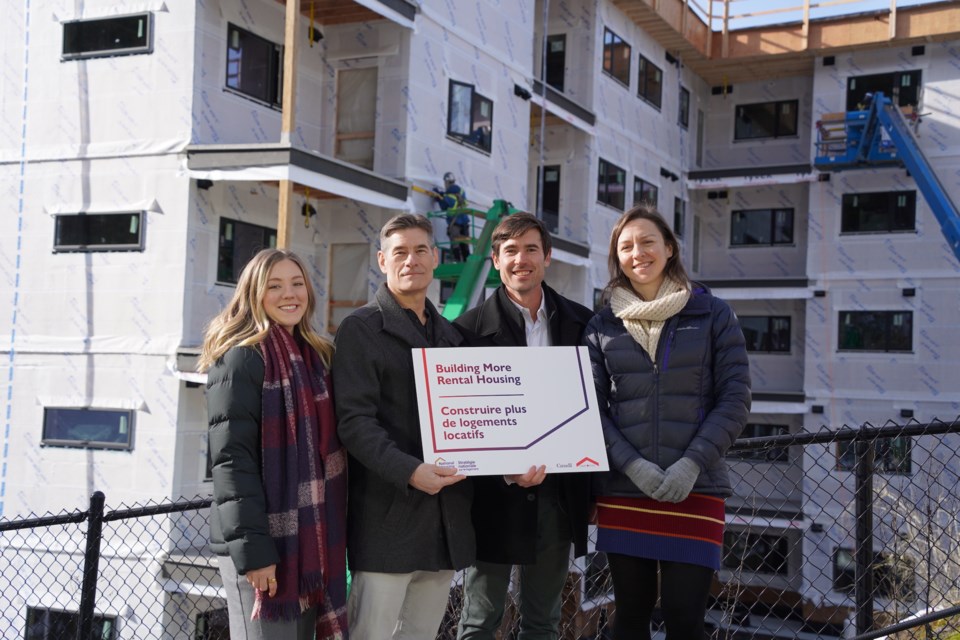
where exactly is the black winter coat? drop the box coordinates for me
[583,285,751,498]
[206,346,279,574]
[332,284,475,573]
[455,284,594,564]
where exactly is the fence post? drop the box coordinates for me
[77,491,105,640]
[855,438,875,635]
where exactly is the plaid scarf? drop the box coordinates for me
[255,324,348,640]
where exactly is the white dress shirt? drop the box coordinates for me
[507,288,552,347]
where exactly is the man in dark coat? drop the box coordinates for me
[454,213,594,640]
[332,213,475,640]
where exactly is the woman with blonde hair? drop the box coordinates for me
[200,248,347,640]
[583,206,750,639]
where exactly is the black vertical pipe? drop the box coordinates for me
[77,491,105,640]
[855,439,875,635]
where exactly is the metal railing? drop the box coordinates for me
[3,417,960,639]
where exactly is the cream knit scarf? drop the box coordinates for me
[611,278,691,360]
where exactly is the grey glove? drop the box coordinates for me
[650,457,700,503]
[623,458,665,497]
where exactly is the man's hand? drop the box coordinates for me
[409,463,467,495]
[245,564,278,598]
[505,465,547,488]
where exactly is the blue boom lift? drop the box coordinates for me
[813,91,960,264]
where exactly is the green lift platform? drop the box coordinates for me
[429,199,522,320]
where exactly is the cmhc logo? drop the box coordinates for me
[435,457,456,467]
[576,457,599,468]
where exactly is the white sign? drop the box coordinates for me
[412,346,609,476]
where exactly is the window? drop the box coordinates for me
[597,159,626,210]
[846,70,922,111]
[841,191,916,234]
[545,34,566,92]
[602,29,631,87]
[218,218,277,285]
[673,198,685,238]
[195,608,229,640]
[633,177,658,208]
[740,316,791,353]
[537,165,561,234]
[729,423,790,462]
[833,548,916,600]
[838,310,912,352]
[679,87,690,128]
[731,208,794,246]
[26,607,116,640]
[836,435,912,474]
[447,80,493,153]
[637,54,662,109]
[734,100,798,140]
[42,408,134,450]
[226,24,283,108]
[54,212,144,252]
[62,14,152,60]
[724,531,790,575]
[335,67,378,170]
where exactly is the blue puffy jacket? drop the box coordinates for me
[583,284,751,498]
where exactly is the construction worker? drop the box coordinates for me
[434,172,471,261]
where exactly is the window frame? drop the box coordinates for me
[217,218,278,286]
[836,435,912,475]
[679,86,690,128]
[446,80,494,154]
[225,23,284,109]
[61,13,153,61]
[734,99,799,141]
[739,315,792,353]
[544,34,566,93]
[633,177,658,208]
[597,159,626,211]
[537,165,561,234]
[42,408,135,451]
[25,607,117,640]
[53,212,145,253]
[601,28,631,88]
[637,54,662,109]
[837,310,913,353]
[730,208,795,247]
[841,191,917,234]
[673,197,685,238]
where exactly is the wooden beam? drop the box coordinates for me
[722,0,729,58]
[280,0,300,144]
[889,0,896,40]
[278,179,294,249]
[707,0,714,57]
[802,0,810,50]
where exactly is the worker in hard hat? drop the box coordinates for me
[433,172,471,261]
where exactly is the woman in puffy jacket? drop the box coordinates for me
[583,206,751,640]
[199,249,347,640]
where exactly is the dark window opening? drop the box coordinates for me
[545,34,566,93]
[597,159,626,210]
[833,548,916,600]
[42,408,134,450]
[62,14,152,60]
[836,435,912,475]
[537,165,561,234]
[26,607,116,640]
[218,218,277,285]
[637,54,662,109]
[728,423,790,463]
[54,212,144,252]
[846,70,922,111]
[602,28,631,87]
[724,531,790,575]
[673,198,685,238]
[195,608,230,640]
[731,208,794,246]
[838,310,912,352]
[740,316,791,353]
[735,100,798,140]
[226,24,283,108]
[633,177,658,208]
[841,191,916,234]
[447,80,494,154]
[679,87,690,128]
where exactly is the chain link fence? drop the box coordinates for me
[3,418,960,639]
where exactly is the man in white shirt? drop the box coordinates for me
[453,213,595,640]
